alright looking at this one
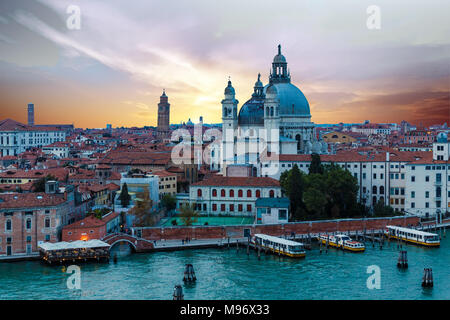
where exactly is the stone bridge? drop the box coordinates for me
[102,233,154,253]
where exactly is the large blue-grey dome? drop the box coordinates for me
[263,83,310,117]
[238,97,265,126]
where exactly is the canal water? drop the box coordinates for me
[0,234,449,300]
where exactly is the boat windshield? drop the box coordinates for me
[425,235,439,242]
[289,245,304,252]
[340,236,351,241]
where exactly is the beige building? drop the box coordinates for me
[153,170,177,199]
[322,131,356,144]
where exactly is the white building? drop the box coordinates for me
[0,119,66,157]
[405,133,450,218]
[188,176,281,217]
[42,142,70,158]
[260,149,432,213]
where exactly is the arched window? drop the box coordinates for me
[256,190,261,198]
[5,219,12,231]
[247,190,252,197]
[229,189,234,197]
[379,186,384,195]
[372,186,377,194]
[212,189,217,197]
[238,190,243,197]
[380,196,384,204]
[269,190,275,198]
[45,217,50,228]
[270,107,274,117]
[221,189,225,197]
[197,189,202,197]
[26,218,32,230]
[372,196,377,206]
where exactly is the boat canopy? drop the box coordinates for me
[386,225,438,237]
[254,234,303,247]
[38,240,110,251]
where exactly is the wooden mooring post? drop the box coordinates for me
[422,268,433,288]
[173,285,184,300]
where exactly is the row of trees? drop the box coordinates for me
[281,154,397,221]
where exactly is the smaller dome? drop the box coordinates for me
[312,141,321,154]
[224,80,235,95]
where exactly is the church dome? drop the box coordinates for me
[263,83,310,117]
[266,84,278,96]
[238,97,265,126]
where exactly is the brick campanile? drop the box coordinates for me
[157,89,170,138]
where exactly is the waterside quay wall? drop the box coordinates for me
[134,216,420,241]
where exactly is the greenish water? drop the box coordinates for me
[160,216,254,227]
[0,235,449,300]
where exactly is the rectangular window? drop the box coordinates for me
[411,191,415,198]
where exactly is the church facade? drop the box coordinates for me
[211,45,327,175]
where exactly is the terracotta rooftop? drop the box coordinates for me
[0,192,66,209]
[192,176,280,187]
[62,211,120,230]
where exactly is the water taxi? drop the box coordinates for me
[318,234,365,252]
[252,234,306,258]
[384,225,440,247]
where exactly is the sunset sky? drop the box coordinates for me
[0,0,449,128]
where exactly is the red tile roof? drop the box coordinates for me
[0,192,66,209]
[62,211,120,230]
[192,176,280,187]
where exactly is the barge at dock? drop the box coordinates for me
[385,226,440,247]
[318,234,365,252]
[252,234,306,258]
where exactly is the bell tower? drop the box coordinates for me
[157,89,170,138]
[221,78,238,165]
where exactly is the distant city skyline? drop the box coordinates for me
[0,0,449,128]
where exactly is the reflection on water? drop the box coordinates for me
[0,235,449,300]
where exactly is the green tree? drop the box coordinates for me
[32,174,57,192]
[303,174,328,219]
[161,194,177,212]
[287,164,305,220]
[179,204,199,226]
[373,199,397,217]
[130,188,154,226]
[309,153,324,175]
[323,163,359,218]
[118,183,131,208]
